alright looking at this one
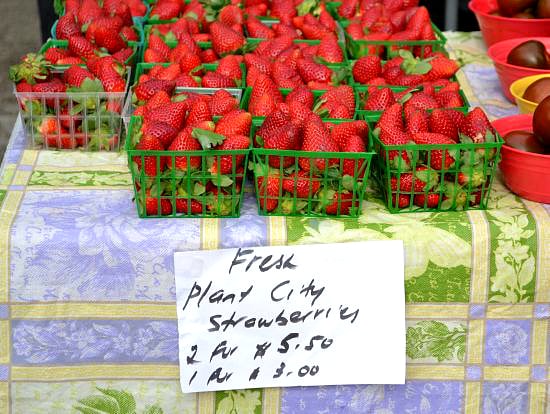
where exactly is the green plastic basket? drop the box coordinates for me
[368,119,504,213]
[126,115,251,218]
[340,20,447,59]
[251,119,374,217]
[39,39,140,67]
[240,86,359,121]
[355,85,470,118]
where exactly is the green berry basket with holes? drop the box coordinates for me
[365,114,504,213]
[338,20,447,60]
[126,115,251,218]
[240,86,360,121]
[251,119,375,218]
[355,84,470,119]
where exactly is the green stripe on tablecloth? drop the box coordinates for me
[28,170,132,187]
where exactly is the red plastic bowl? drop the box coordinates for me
[492,114,550,203]
[469,0,550,46]
[487,37,550,102]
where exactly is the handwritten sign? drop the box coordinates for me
[174,240,405,393]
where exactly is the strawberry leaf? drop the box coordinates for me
[164,31,177,44]
[192,128,225,149]
[342,175,355,191]
[193,182,206,195]
[485,130,496,143]
[211,174,233,187]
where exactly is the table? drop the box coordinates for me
[0,32,549,413]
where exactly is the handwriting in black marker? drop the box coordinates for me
[304,335,334,351]
[207,367,233,386]
[298,365,319,377]
[300,279,325,306]
[229,248,298,275]
[271,280,292,302]
[188,370,197,385]
[273,362,286,379]
[277,333,299,354]
[249,367,260,381]
[254,342,271,360]
[339,305,359,323]
[186,345,200,365]
[210,340,238,362]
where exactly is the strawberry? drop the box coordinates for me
[216,55,242,84]
[32,81,67,107]
[391,166,439,193]
[157,64,181,81]
[95,27,127,53]
[150,0,181,20]
[121,26,139,42]
[331,120,369,150]
[68,36,96,59]
[209,89,238,116]
[187,99,212,127]
[175,73,200,87]
[392,193,411,209]
[210,21,245,56]
[144,90,172,112]
[444,109,466,128]
[256,109,291,146]
[412,132,456,170]
[56,13,81,40]
[244,53,271,75]
[145,101,188,129]
[176,198,204,215]
[413,193,441,208]
[403,92,439,111]
[44,47,70,64]
[317,35,344,63]
[282,171,321,198]
[218,4,244,26]
[338,0,359,18]
[341,134,367,176]
[246,16,275,38]
[98,66,126,92]
[457,169,485,188]
[134,135,165,177]
[435,91,464,108]
[167,127,202,171]
[215,110,252,137]
[364,87,395,111]
[353,56,382,84]
[424,56,459,81]
[144,48,165,63]
[86,16,124,43]
[405,107,429,134]
[299,116,340,172]
[460,107,494,143]
[77,0,103,26]
[63,65,94,87]
[377,126,411,169]
[143,121,178,148]
[321,85,356,114]
[201,71,236,88]
[134,79,176,102]
[286,85,314,108]
[145,191,173,216]
[319,189,356,215]
[297,58,334,84]
[376,102,404,131]
[148,34,171,61]
[429,109,458,141]
[262,122,300,151]
[257,176,281,212]
[406,6,430,38]
[57,57,85,65]
[210,134,250,174]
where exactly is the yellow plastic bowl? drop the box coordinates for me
[510,74,550,114]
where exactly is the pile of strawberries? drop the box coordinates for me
[338,2,439,57]
[360,84,464,112]
[130,91,251,216]
[252,98,369,215]
[62,0,147,18]
[374,104,498,210]
[352,51,459,88]
[10,52,129,149]
[56,0,140,56]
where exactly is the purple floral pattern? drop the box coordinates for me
[483,383,528,414]
[485,320,530,364]
[282,382,464,413]
[12,320,178,364]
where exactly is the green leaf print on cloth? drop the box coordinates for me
[29,171,132,187]
[287,198,472,302]
[487,186,537,303]
[407,321,466,362]
[215,389,262,414]
[74,388,163,414]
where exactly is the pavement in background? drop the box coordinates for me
[0,0,42,162]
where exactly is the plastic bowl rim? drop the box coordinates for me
[469,0,550,22]
[487,37,550,72]
[493,115,550,160]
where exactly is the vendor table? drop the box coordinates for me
[0,32,549,413]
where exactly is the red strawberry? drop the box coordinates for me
[377,126,411,169]
[150,0,181,20]
[317,35,344,63]
[177,53,202,75]
[201,71,236,88]
[134,135,165,177]
[246,16,275,39]
[460,107,494,143]
[403,92,439,111]
[424,56,459,81]
[32,81,67,107]
[218,4,244,26]
[175,73,200,87]
[444,109,466,128]
[64,65,94,87]
[215,110,252,137]
[148,34,171,61]
[412,132,456,169]
[145,101,188,129]
[167,127,202,171]
[297,59,333,84]
[392,193,411,209]
[414,193,441,208]
[353,55,382,84]
[299,116,340,172]
[157,64,182,81]
[144,48,165,63]
[44,47,70,64]
[405,107,429,134]
[256,109,291,146]
[121,26,139,42]
[56,14,81,40]
[77,0,103,26]
[99,66,127,92]
[145,192,173,216]
[285,85,314,108]
[209,89,238,116]
[320,189,357,215]
[210,134,250,174]
[376,102,404,131]
[341,134,367,176]
[282,170,321,198]
[68,36,96,59]
[244,53,271,75]
[176,198,204,215]
[435,91,464,108]
[391,166,439,193]
[338,0,359,18]
[134,79,176,101]
[331,120,369,150]
[186,99,212,127]
[364,87,395,111]
[143,121,178,148]
[429,109,459,141]
[257,176,281,212]
[321,85,356,114]
[216,55,242,84]
[210,21,245,56]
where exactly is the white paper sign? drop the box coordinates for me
[174,240,405,393]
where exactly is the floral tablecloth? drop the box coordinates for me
[0,32,549,414]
